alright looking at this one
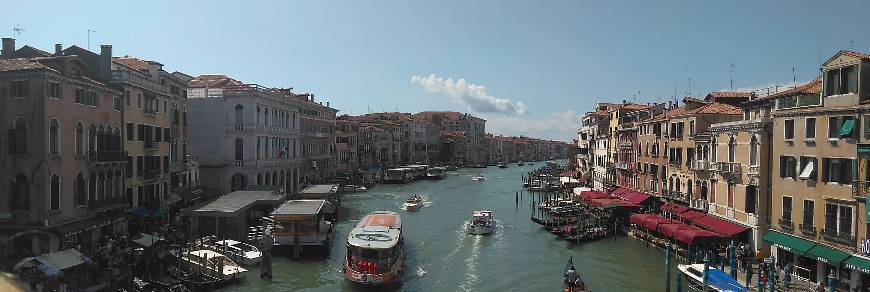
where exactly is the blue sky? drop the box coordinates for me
[5,0,870,141]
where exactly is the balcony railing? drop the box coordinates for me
[616,162,630,170]
[111,70,169,94]
[778,218,795,233]
[690,198,708,210]
[821,229,856,248]
[854,181,870,198]
[799,223,817,238]
[691,160,712,171]
[88,151,127,163]
[87,196,127,211]
[717,162,742,174]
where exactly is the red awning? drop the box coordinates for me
[589,198,640,208]
[660,203,690,214]
[674,228,725,245]
[616,191,651,205]
[580,191,609,201]
[692,215,750,237]
[641,216,679,231]
[629,214,657,225]
[678,211,706,222]
[612,187,630,195]
[658,223,696,237]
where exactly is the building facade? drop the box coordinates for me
[297,93,338,184]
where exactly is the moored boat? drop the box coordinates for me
[468,210,494,235]
[179,249,248,281]
[677,264,747,292]
[425,167,447,179]
[472,174,485,181]
[563,257,587,292]
[497,163,508,168]
[212,239,262,266]
[344,211,404,286]
[517,161,525,166]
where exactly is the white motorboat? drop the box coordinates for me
[180,249,248,281]
[402,195,424,211]
[341,185,368,192]
[468,210,494,235]
[213,239,262,266]
[472,174,486,181]
[677,264,747,292]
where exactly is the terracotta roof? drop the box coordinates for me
[749,77,822,103]
[824,50,870,65]
[705,91,754,99]
[694,102,742,115]
[0,58,56,73]
[113,56,151,74]
[188,74,244,88]
[588,110,608,117]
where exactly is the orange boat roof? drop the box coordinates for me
[364,214,398,228]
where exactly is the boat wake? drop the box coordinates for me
[416,266,427,277]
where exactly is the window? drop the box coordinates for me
[727,136,736,162]
[113,95,122,111]
[126,123,134,141]
[825,68,841,97]
[49,119,60,156]
[75,173,86,206]
[137,124,145,141]
[779,156,796,178]
[840,65,858,95]
[235,138,244,161]
[164,128,170,141]
[839,205,853,236]
[75,122,84,156]
[828,117,839,139]
[783,196,792,222]
[822,158,853,184]
[825,203,853,237]
[749,135,758,166]
[137,93,143,109]
[50,174,61,211]
[10,80,28,98]
[125,90,131,106]
[840,116,855,139]
[49,82,61,99]
[799,156,817,181]
[784,119,795,140]
[805,118,816,140]
[75,88,85,104]
[802,200,814,227]
[745,185,756,214]
[10,118,27,154]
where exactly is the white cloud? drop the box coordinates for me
[482,110,579,141]
[411,74,528,115]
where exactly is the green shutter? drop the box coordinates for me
[840,119,855,138]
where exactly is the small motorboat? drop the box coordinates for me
[497,163,508,168]
[403,195,424,211]
[472,174,486,181]
[179,249,248,281]
[468,210,494,235]
[517,161,525,166]
[563,257,587,292]
[678,264,747,292]
[213,239,263,266]
[341,185,368,192]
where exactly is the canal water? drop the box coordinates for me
[224,164,677,292]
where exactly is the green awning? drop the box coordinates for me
[131,233,163,248]
[859,147,870,154]
[845,256,870,274]
[762,231,815,256]
[806,245,850,266]
[839,119,855,138]
[153,208,168,220]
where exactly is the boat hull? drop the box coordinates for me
[402,202,422,211]
[343,256,403,286]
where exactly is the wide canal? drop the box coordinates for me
[224,164,676,291]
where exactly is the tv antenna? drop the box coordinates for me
[729,63,734,90]
[12,24,24,37]
[87,29,96,50]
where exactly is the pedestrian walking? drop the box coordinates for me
[783,263,793,289]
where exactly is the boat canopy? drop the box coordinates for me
[347,211,402,249]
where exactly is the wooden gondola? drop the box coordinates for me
[563,257,588,292]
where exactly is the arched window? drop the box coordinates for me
[50,174,61,211]
[728,136,736,163]
[88,124,97,153]
[11,118,27,154]
[89,173,97,202]
[75,173,86,206]
[234,104,244,129]
[234,138,244,161]
[264,108,269,127]
[272,172,278,186]
[10,174,29,211]
[75,122,84,156]
[114,171,122,198]
[256,106,261,126]
[749,135,759,166]
[710,137,717,162]
[231,173,247,191]
[49,119,60,156]
[265,172,272,185]
[257,172,263,185]
[687,180,693,198]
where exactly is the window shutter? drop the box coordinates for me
[842,159,853,184]
[780,156,787,177]
[22,80,29,98]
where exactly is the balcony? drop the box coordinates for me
[615,162,630,170]
[690,198,708,210]
[821,229,856,248]
[799,223,817,238]
[617,123,637,132]
[618,141,633,148]
[778,218,795,233]
[691,160,712,171]
[88,151,127,163]
[725,208,736,219]
[854,181,870,198]
[717,162,742,174]
[111,70,169,94]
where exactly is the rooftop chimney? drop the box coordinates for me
[98,45,112,82]
[54,44,62,55]
[327,101,330,108]
[1,38,15,59]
